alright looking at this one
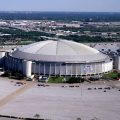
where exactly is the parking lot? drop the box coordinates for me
[0,78,120,120]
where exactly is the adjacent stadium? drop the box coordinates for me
[5,39,113,77]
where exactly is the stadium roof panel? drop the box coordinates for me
[11,40,109,62]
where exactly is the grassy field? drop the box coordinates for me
[47,76,85,83]
[48,76,65,83]
[102,72,119,79]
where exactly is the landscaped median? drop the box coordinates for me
[47,76,84,83]
[102,71,120,80]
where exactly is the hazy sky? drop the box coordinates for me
[0,0,120,12]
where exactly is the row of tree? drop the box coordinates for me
[59,35,114,43]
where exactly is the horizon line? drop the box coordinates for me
[0,11,120,13]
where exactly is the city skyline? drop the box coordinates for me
[0,0,120,12]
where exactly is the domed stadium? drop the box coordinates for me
[5,39,113,77]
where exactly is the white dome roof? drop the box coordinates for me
[11,40,109,63]
[19,40,99,55]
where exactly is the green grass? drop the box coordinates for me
[47,76,85,83]
[48,76,65,83]
[103,72,119,79]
